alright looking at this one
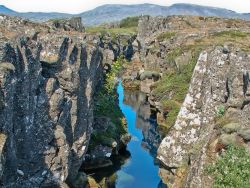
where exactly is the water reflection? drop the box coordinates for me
[123,89,162,157]
[86,82,166,188]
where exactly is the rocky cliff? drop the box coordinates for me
[158,47,250,187]
[126,15,250,187]
[0,15,113,187]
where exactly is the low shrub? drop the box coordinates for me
[157,32,176,42]
[216,105,225,117]
[120,16,139,28]
[206,145,250,188]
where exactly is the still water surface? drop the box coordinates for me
[86,82,166,188]
[114,82,165,188]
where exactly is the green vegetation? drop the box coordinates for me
[152,46,202,129]
[212,30,248,38]
[207,145,250,188]
[120,16,139,28]
[89,57,128,149]
[216,105,225,117]
[157,32,176,42]
[104,57,124,93]
[193,30,250,53]
[160,100,181,129]
[85,16,139,36]
[164,47,182,70]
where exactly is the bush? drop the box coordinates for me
[120,16,139,28]
[216,105,225,117]
[207,145,250,188]
[104,57,124,93]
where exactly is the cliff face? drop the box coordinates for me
[134,16,250,187]
[158,47,250,187]
[0,15,104,187]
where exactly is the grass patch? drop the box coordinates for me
[160,100,181,129]
[152,46,202,129]
[153,47,201,102]
[192,30,250,52]
[212,30,248,38]
[206,145,250,188]
[85,16,139,43]
[164,47,182,69]
[157,32,176,42]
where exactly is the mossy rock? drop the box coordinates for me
[222,123,241,134]
[219,134,238,146]
[238,128,250,141]
[139,71,160,81]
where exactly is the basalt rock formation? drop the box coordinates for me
[158,47,250,187]
[0,14,133,187]
[124,15,250,187]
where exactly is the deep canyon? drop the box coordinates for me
[0,12,250,188]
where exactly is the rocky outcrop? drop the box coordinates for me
[157,47,250,187]
[0,15,106,187]
[100,34,137,61]
[137,15,250,71]
[46,17,85,32]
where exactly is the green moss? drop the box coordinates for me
[206,145,250,188]
[157,32,176,42]
[153,49,199,102]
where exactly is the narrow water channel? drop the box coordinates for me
[85,82,166,188]
[114,82,165,188]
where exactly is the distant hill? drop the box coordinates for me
[0,3,250,26]
[0,5,15,14]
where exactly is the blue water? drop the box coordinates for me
[116,82,162,188]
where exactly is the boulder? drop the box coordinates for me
[139,71,161,81]
[218,134,238,146]
[222,123,241,134]
[238,128,250,141]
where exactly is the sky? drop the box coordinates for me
[0,0,250,14]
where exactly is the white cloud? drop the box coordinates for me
[0,0,250,14]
